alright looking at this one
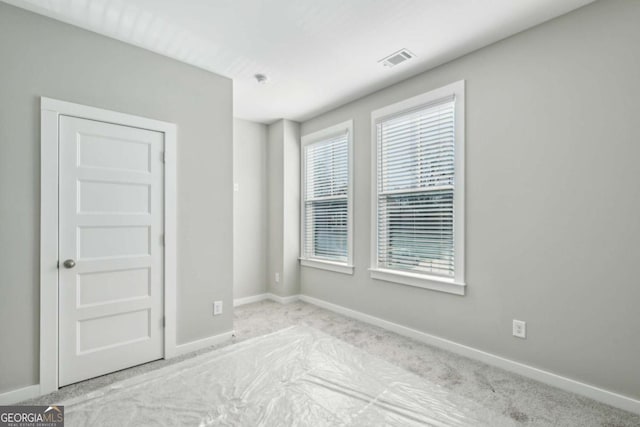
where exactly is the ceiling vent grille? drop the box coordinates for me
[379,49,415,68]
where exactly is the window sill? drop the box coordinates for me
[369,268,465,296]
[299,258,354,275]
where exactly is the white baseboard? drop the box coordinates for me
[298,294,640,415]
[266,293,300,304]
[234,293,269,307]
[0,384,41,405]
[233,293,300,307]
[0,332,235,404]
[173,330,235,357]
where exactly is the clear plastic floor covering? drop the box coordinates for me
[62,326,516,426]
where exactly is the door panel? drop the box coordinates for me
[78,181,150,214]
[78,134,152,172]
[78,225,150,258]
[77,309,150,353]
[78,268,150,306]
[58,115,164,386]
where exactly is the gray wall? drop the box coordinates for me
[233,119,268,299]
[0,3,233,393]
[267,121,285,295]
[300,0,640,399]
[267,119,300,297]
[282,120,301,297]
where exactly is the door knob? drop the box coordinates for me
[63,259,76,269]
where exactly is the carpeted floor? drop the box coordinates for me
[59,326,517,426]
[24,299,640,426]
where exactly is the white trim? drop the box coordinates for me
[163,125,178,359]
[232,293,301,307]
[266,293,300,304]
[234,293,300,307]
[173,330,235,356]
[0,385,41,405]
[234,293,269,307]
[300,258,354,275]
[369,268,465,295]
[300,120,354,266]
[370,81,466,295]
[39,97,178,396]
[41,98,176,131]
[40,107,59,395]
[298,294,640,415]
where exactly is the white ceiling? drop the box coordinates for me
[3,0,594,124]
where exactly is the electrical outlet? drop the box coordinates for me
[213,301,223,316]
[513,319,526,339]
[275,272,280,283]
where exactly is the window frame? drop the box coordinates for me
[300,120,354,275]
[370,81,466,295]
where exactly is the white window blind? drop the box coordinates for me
[303,132,349,262]
[376,96,456,277]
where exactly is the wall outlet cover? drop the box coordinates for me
[513,319,526,339]
[213,301,223,316]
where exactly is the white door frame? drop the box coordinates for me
[40,97,178,395]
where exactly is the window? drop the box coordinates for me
[300,120,353,274]
[371,81,465,295]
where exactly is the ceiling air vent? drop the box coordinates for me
[379,49,415,68]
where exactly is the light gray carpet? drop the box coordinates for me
[60,326,517,426]
[24,300,640,426]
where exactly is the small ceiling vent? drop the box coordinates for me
[379,49,415,68]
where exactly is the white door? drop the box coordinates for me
[58,115,165,386]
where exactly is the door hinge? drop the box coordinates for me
[162,152,166,163]
[162,316,166,328]
[160,234,165,246]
